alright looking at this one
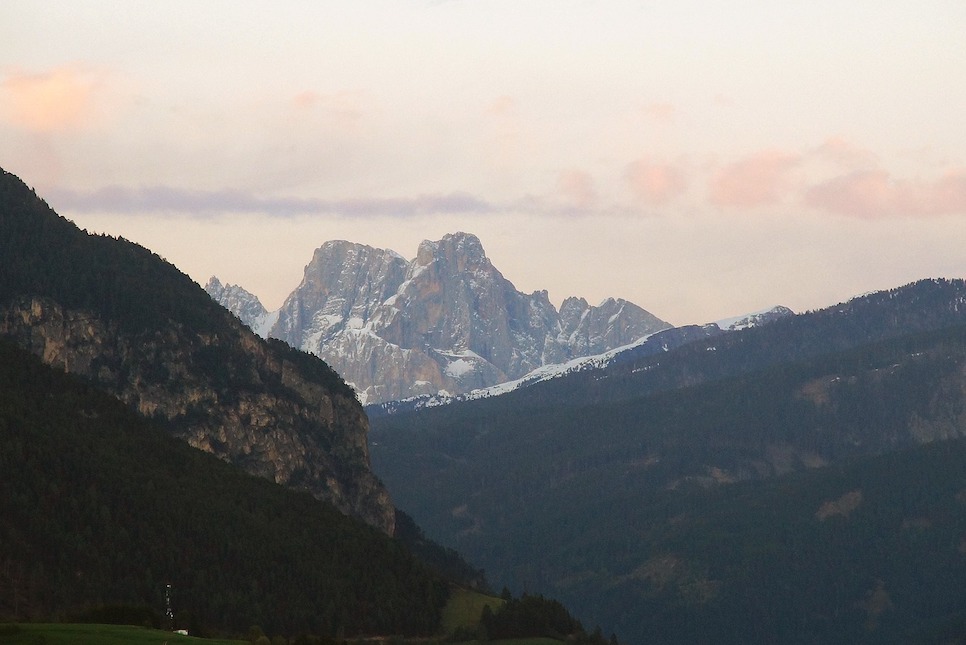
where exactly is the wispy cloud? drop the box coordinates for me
[708,150,801,209]
[813,136,878,170]
[642,101,678,123]
[624,159,689,205]
[45,185,496,218]
[556,169,598,209]
[485,95,517,117]
[804,169,966,218]
[291,89,369,123]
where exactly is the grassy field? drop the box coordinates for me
[0,613,565,645]
[0,623,244,645]
[439,587,505,635]
[437,590,570,644]
[452,640,562,645]
[0,622,564,645]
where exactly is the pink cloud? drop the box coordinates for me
[1,66,101,132]
[709,150,801,208]
[804,169,966,218]
[556,169,598,209]
[485,95,517,117]
[813,136,878,169]
[624,159,688,206]
[642,102,677,123]
[293,90,320,109]
[291,90,367,122]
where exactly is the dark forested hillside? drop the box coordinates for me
[371,293,966,644]
[424,278,966,418]
[0,167,393,531]
[0,339,447,637]
[0,172,230,337]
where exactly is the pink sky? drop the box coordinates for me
[3,1,966,324]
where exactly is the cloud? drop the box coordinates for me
[291,89,368,122]
[45,185,496,218]
[556,169,597,209]
[642,102,678,123]
[804,169,966,218]
[293,90,320,109]
[708,150,801,208]
[485,95,517,117]
[624,159,688,205]
[813,136,878,170]
[0,66,102,132]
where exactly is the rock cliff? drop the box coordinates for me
[0,296,394,533]
[210,232,670,404]
[0,168,395,534]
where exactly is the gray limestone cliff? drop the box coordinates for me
[0,296,395,534]
[209,232,671,404]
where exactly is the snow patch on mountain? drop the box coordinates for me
[714,305,794,331]
[368,305,794,416]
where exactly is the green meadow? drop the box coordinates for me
[0,623,243,645]
[0,623,565,645]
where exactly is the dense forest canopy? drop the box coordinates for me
[0,339,447,637]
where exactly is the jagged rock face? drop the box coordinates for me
[205,277,276,336]
[558,296,670,358]
[209,232,671,404]
[0,296,395,534]
[270,241,410,350]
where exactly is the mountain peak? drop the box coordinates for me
[210,232,671,404]
[414,231,489,273]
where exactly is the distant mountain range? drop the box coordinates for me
[368,306,793,417]
[370,278,966,644]
[207,232,671,404]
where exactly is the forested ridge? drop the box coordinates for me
[0,339,447,638]
[372,291,966,644]
[0,171,223,337]
[431,278,966,419]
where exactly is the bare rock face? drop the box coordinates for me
[210,232,671,404]
[205,277,275,336]
[0,296,395,534]
[558,296,670,358]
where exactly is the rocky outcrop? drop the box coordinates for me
[205,277,276,336]
[0,295,395,534]
[209,232,671,404]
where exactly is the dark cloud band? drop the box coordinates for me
[44,185,495,218]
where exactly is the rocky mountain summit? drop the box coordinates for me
[208,232,671,404]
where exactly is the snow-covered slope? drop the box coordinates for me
[715,305,794,331]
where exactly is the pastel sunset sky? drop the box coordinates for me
[4,1,966,324]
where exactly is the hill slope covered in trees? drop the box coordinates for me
[0,167,392,531]
[0,339,448,638]
[371,285,966,644]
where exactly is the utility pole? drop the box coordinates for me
[165,584,174,630]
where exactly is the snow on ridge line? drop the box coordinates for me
[713,305,790,331]
[371,307,795,415]
[371,329,667,414]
